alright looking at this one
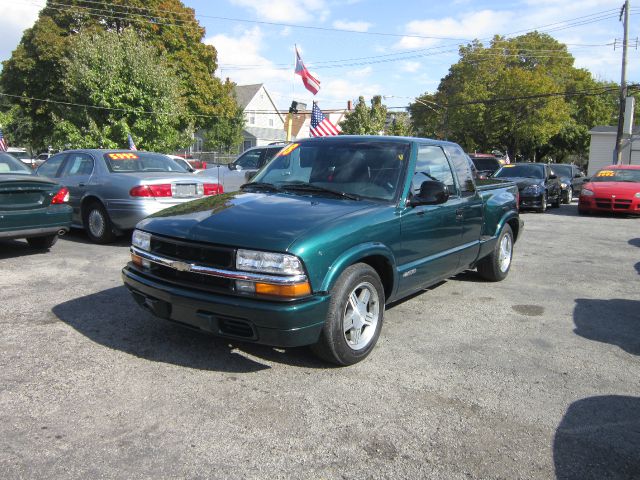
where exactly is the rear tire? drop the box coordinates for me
[538,194,547,213]
[562,187,572,204]
[26,234,58,250]
[83,201,116,244]
[311,263,385,366]
[477,224,513,282]
[552,192,562,208]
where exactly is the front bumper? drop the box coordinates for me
[122,266,329,347]
[519,194,544,209]
[578,196,640,215]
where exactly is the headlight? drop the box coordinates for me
[635,192,640,198]
[236,249,305,275]
[132,229,151,251]
[561,182,568,189]
[581,189,594,196]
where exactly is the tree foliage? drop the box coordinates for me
[340,95,388,135]
[411,32,618,161]
[1,0,241,151]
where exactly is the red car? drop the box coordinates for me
[578,165,640,215]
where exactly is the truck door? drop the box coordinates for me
[443,145,483,269]
[397,144,465,297]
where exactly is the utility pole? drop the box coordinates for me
[614,0,630,165]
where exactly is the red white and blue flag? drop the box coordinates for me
[310,102,339,137]
[128,133,137,151]
[295,47,320,95]
[0,128,7,151]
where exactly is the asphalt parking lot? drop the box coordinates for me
[1,203,638,479]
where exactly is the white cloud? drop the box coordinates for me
[348,66,373,78]
[229,0,330,23]
[400,61,421,73]
[0,3,41,63]
[332,20,372,32]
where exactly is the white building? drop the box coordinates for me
[588,126,640,176]
[234,84,287,151]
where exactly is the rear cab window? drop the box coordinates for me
[443,145,476,196]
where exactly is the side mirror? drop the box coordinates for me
[228,163,237,171]
[409,181,449,206]
[575,172,583,178]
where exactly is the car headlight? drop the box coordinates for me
[132,229,151,251]
[236,249,305,275]
[561,182,568,189]
[635,192,640,198]
[581,189,594,196]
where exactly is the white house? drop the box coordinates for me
[588,125,640,176]
[234,84,287,151]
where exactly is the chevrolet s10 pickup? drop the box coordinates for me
[122,136,523,365]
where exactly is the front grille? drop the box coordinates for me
[141,235,235,294]
[595,198,632,210]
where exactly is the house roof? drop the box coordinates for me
[244,126,287,142]
[234,84,263,110]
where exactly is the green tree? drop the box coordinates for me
[411,32,618,161]
[201,103,245,153]
[1,0,239,151]
[386,112,412,136]
[340,96,388,135]
[52,29,189,151]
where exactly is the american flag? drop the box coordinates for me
[0,128,7,152]
[310,103,339,137]
[128,133,137,151]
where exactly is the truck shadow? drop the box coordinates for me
[573,298,640,356]
[553,395,640,479]
[59,229,132,247]
[52,286,329,372]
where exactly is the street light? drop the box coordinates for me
[383,95,447,140]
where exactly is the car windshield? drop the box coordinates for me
[494,164,544,179]
[471,157,500,171]
[104,152,188,173]
[0,153,33,175]
[591,168,640,183]
[249,140,410,202]
[551,165,572,177]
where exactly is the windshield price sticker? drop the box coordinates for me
[276,143,299,157]
[503,164,515,168]
[108,153,139,160]
[596,170,615,177]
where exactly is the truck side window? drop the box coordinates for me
[443,145,476,196]
[413,145,456,195]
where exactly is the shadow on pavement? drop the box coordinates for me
[52,286,328,372]
[573,298,640,356]
[544,204,581,217]
[59,228,132,247]
[553,395,640,480]
[0,239,56,259]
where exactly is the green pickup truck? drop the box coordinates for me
[122,136,523,365]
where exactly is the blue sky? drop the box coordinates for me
[0,0,638,111]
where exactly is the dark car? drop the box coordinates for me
[493,162,562,212]
[469,154,502,179]
[196,143,286,192]
[0,152,72,249]
[549,163,587,204]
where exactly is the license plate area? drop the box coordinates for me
[173,184,197,198]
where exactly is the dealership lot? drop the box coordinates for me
[1,204,638,479]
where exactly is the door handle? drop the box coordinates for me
[78,183,86,187]
[455,208,464,220]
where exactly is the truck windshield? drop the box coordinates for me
[250,140,410,201]
[494,164,544,179]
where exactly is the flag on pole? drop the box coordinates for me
[295,47,320,95]
[310,102,339,137]
[0,128,7,152]
[128,133,137,151]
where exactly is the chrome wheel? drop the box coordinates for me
[88,208,106,238]
[565,187,572,203]
[498,232,513,273]
[343,281,380,351]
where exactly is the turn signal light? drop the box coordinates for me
[129,184,172,197]
[51,187,70,204]
[204,183,223,195]
[254,281,311,298]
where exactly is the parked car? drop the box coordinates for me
[550,163,587,204]
[36,150,223,243]
[196,143,286,192]
[166,155,197,173]
[0,152,72,249]
[7,147,36,168]
[123,136,523,365]
[493,162,562,212]
[578,165,640,215]
[469,154,502,179]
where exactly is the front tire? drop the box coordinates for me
[538,193,547,213]
[311,263,385,366]
[563,187,572,204]
[83,202,116,244]
[26,234,58,250]
[477,224,514,282]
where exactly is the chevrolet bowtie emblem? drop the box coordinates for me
[169,260,191,272]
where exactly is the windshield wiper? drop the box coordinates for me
[240,182,282,192]
[281,182,361,200]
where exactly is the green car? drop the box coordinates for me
[123,136,523,365]
[0,152,72,249]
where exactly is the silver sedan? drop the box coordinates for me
[36,149,223,243]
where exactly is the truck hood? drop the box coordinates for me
[136,191,375,251]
